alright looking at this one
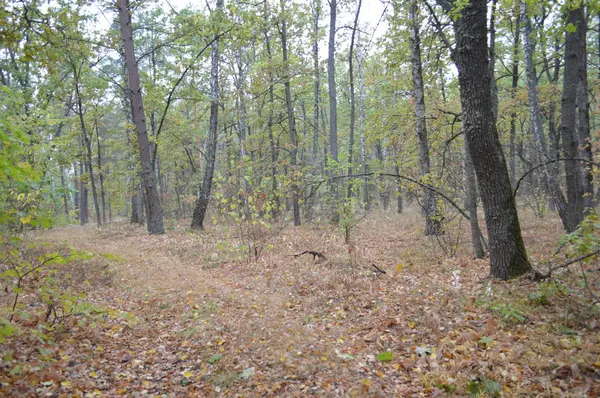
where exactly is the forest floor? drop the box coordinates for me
[2,209,600,396]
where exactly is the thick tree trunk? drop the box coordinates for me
[117,0,164,234]
[442,0,531,279]
[191,0,223,229]
[560,4,586,231]
[409,0,441,236]
[521,1,568,230]
[280,0,301,226]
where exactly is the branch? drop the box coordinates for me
[305,172,471,221]
[151,27,234,165]
[514,157,600,196]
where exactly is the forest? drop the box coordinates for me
[1,0,600,395]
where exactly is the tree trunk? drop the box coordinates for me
[280,0,301,226]
[441,0,532,279]
[576,19,593,212]
[521,1,568,230]
[191,0,222,229]
[264,22,280,218]
[508,11,520,188]
[327,0,339,221]
[328,0,338,163]
[560,3,586,231]
[357,36,369,209]
[409,0,441,236]
[312,0,320,166]
[79,157,88,226]
[95,121,107,224]
[117,0,164,234]
[73,75,101,228]
[346,0,362,199]
[488,0,498,121]
[464,138,485,258]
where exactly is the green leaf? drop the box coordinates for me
[208,354,222,364]
[376,351,393,362]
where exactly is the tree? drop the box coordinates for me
[117,0,164,235]
[437,0,532,279]
[191,0,223,230]
[560,2,586,232]
[280,0,301,226]
[408,0,441,236]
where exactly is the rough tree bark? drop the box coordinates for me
[439,0,532,279]
[560,3,586,231]
[191,0,223,229]
[117,0,164,234]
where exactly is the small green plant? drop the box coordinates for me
[490,302,527,323]
[0,237,111,342]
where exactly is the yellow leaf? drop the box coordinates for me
[96,346,104,352]
[183,371,193,378]
[20,215,32,224]
[408,321,416,329]
[395,263,403,272]
[89,371,98,378]
[362,379,372,386]
[61,380,72,387]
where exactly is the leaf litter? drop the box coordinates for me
[1,210,599,396]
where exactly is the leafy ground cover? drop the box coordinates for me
[1,210,599,396]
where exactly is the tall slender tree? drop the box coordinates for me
[191,0,223,229]
[117,0,164,234]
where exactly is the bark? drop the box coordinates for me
[264,20,280,218]
[357,37,368,209]
[509,12,520,188]
[409,0,441,236]
[488,0,499,121]
[74,75,101,228]
[312,0,320,165]
[441,0,532,279]
[576,19,593,212]
[191,0,223,229]
[560,3,586,231]
[117,0,164,234]
[347,0,362,199]
[327,0,339,220]
[280,0,301,226]
[521,1,568,230]
[464,138,485,258]
[328,0,338,162]
[95,122,107,224]
[79,157,88,226]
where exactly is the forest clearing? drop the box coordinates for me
[1,210,600,396]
